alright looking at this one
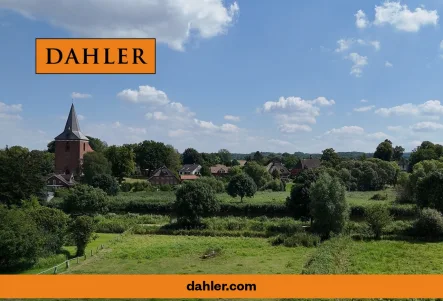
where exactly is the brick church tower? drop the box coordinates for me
[54,104,93,177]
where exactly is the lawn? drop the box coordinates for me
[66,235,314,275]
[346,187,396,207]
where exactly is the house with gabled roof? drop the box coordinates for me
[210,164,230,178]
[148,166,181,185]
[179,164,201,176]
[266,161,290,180]
[291,156,321,176]
[46,173,77,189]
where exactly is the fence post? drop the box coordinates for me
[54,266,58,274]
[91,249,93,256]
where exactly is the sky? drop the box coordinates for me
[1,0,443,154]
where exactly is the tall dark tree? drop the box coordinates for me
[321,148,340,167]
[165,145,181,172]
[86,136,108,152]
[252,151,264,164]
[409,141,443,171]
[374,139,394,161]
[134,140,176,175]
[82,152,112,185]
[218,149,232,165]
[392,145,405,161]
[227,173,257,202]
[182,148,203,165]
[47,141,55,153]
[105,145,135,181]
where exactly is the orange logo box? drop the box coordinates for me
[35,38,156,74]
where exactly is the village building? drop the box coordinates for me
[291,156,321,176]
[266,161,290,180]
[210,164,231,178]
[179,164,201,176]
[47,103,93,189]
[148,166,181,185]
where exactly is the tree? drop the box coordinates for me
[414,208,443,239]
[182,148,203,165]
[416,171,443,212]
[174,181,220,226]
[134,141,181,175]
[63,184,108,216]
[321,148,340,167]
[31,150,55,176]
[229,165,243,177]
[218,149,232,165]
[231,159,240,166]
[286,183,311,220]
[0,207,45,269]
[227,173,257,202]
[243,161,272,188]
[409,141,442,171]
[374,139,393,161]
[91,174,120,196]
[281,154,299,169]
[69,216,95,256]
[165,145,181,172]
[47,141,55,153]
[252,151,264,164]
[365,204,392,239]
[271,168,280,180]
[310,173,348,238]
[105,145,135,181]
[82,152,112,184]
[200,165,212,177]
[86,136,108,152]
[0,147,46,206]
[393,145,405,161]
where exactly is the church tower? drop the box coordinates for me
[54,104,93,177]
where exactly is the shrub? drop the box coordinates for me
[54,189,72,198]
[194,177,225,193]
[286,183,311,219]
[63,184,109,216]
[310,173,348,238]
[370,193,388,201]
[364,204,393,239]
[269,232,320,248]
[159,184,173,192]
[91,174,120,196]
[174,181,220,226]
[416,171,443,212]
[69,215,96,256]
[414,208,443,239]
[120,182,132,192]
[132,181,154,192]
[261,179,285,192]
[227,173,257,202]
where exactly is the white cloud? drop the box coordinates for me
[440,40,443,50]
[367,132,390,140]
[117,85,169,105]
[168,129,190,138]
[410,121,443,131]
[376,100,443,117]
[361,99,369,103]
[335,38,380,52]
[193,119,240,133]
[354,105,375,112]
[0,0,239,51]
[325,126,365,136]
[71,92,91,99]
[146,111,168,121]
[268,139,294,147]
[355,9,370,29]
[385,61,393,67]
[346,53,368,77]
[0,102,23,120]
[224,115,240,122]
[278,124,312,133]
[373,1,439,32]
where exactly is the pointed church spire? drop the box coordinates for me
[55,104,89,141]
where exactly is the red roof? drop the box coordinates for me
[180,175,199,181]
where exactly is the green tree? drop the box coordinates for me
[105,145,135,181]
[69,216,96,256]
[174,181,220,226]
[281,153,300,169]
[182,148,203,165]
[416,171,443,212]
[82,152,112,184]
[365,204,393,239]
[271,168,280,179]
[31,150,55,176]
[252,151,264,164]
[47,141,55,153]
[165,145,182,172]
[310,173,348,238]
[91,174,120,196]
[409,141,442,171]
[227,173,257,202]
[229,165,243,177]
[0,147,46,206]
[414,208,443,239]
[63,184,108,216]
[134,140,171,175]
[374,139,394,161]
[231,159,240,166]
[321,148,340,167]
[393,145,405,161]
[86,136,108,152]
[243,161,272,189]
[200,165,212,177]
[218,149,232,165]
[286,183,311,220]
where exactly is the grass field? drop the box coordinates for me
[66,235,315,275]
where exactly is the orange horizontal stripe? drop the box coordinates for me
[2,275,443,298]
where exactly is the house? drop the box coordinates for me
[291,156,321,176]
[148,166,181,185]
[210,164,231,177]
[266,161,290,180]
[180,174,200,181]
[54,103,93,177]
[46,173,76,189]
[179,164,201,176]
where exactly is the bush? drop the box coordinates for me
[91,174,120,196]
[286,183,310,219]
[63,184,109,216]
[269,232,320,248]
[120,182,132,192]
[159,184,173,192]
[132,181,154,192]
[370,193,388,201]
[414,208,443,239]
[174,181,220,226]
[227,173,257,202]
[416,171,443,212]
[365,204,393,239]
[194,177,225,193]
[261,179,285,192]
[310,173,348,238]
[54,189,72,198]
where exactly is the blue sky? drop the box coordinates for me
[1,0,443,153]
